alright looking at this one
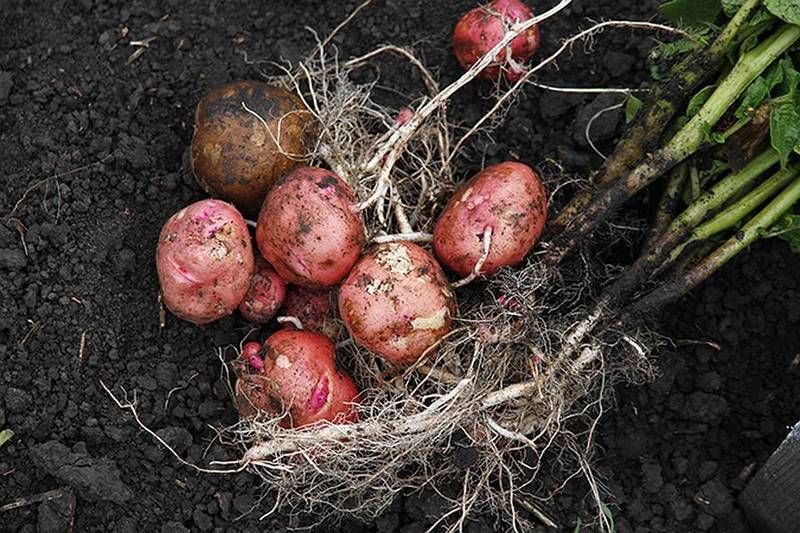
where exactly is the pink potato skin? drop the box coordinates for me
[156,199,254,325]
[235,330,359,427]
[452,0,541,81]
[338,242,457,367]
[255,166,366,288]
[433,161,547,277]
[281,285,339,338]
[238,256,287,324]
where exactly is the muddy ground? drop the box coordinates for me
[2,0,799,532]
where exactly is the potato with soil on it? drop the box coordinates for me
[191,80,318,217]
[156,199,254,325]
[280,285,340,339]
[255,166,366,288]
[433,161,547,277]
[338,242,457,367]
[453,0,541,81]
[234,330,360,427]
[238,256,287,324]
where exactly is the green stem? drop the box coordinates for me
[546,0,762,238]
[586,148,778,312]
[667,24,800,165]
[667,149,779,241]
[643,161,689,250]
[625,173,800,318]
[545,24,800,268]
[676,162,800,256]
[706,0,763,58]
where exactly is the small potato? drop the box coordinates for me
[238,257,287,324]
[453,0,541,81]
[234,330,359,427]
[156,199,254,325]
[191,80,317,217]
[281,285,339,339]
[338,242,457,366]
[433,161,547,277]
[255,166,366,287]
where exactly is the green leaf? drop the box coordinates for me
[573,518,583,533]
[625,94,644,123]
[782,57,800,96]
[735,62,784,118]
[770,100,800,165]
[764,213,800,252]
[661,37,705,60]
[601,503,617,533]
[0,429,13,449]
[701,121,727,144]
[659,0,722,27]
[687,85,717,116]
[765,0,800,24]
[722,0,743,17]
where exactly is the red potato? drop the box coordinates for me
[156,199,254,325]
[234,330,359,427]
[453,0,541,81]
[338,242,457,366]
[433,161,547,277]
[238,257,287,324]
[255,166,366,288]
[281,285,339,338]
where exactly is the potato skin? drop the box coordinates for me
[191,80,317,217]
[338,242,457,366]
[235,330,359,427]
[156,199,254,325]
[281,285,340,339]
[453,0,541,81]
[433,161,547,277]
[255,166,366,287]
[238,256,287,324]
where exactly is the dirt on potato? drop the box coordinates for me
[1,1,798,532]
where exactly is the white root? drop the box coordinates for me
[447,19,696,168]
[370,232,433,244]
[585,100,626,160]
[101,380,246,475]
[354,0,575,215]
[277,316,304,330]
[452,226,493,288]
[243,378,473,460]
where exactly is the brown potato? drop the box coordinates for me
[191,80,317,217]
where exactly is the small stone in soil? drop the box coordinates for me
[36,488,76,533]
[29,441,132,504]
[641,462,664,493]
[695,479,734,517]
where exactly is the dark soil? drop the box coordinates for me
[1,1,797,532]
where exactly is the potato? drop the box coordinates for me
[191,80,317,217]
[238,256,287,324]
[433,161,547,277]
[156,199,254,325]
[281,285,340,339]
[338,242,457,366]
[234,330,359,427]
[453,0,541,81]
[255,166,366,287]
